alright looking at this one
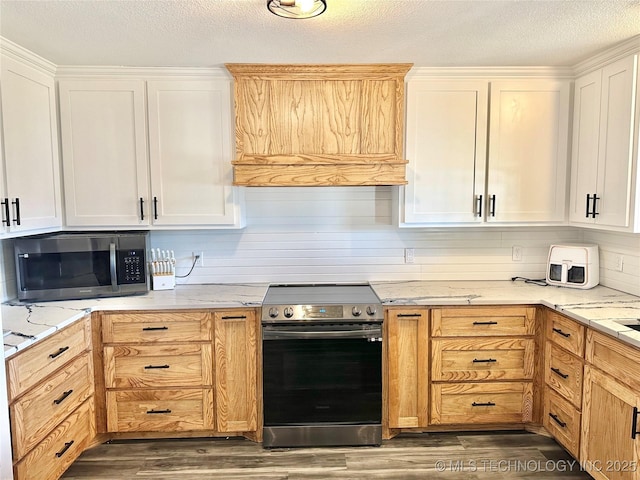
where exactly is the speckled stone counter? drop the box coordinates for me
[3,280,640,358]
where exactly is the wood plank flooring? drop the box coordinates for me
[61,431,594,479]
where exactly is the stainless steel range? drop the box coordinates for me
[261,284,383,448]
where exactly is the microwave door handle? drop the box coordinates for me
[109,243,118,291]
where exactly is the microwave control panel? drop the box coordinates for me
[118,249,146,284]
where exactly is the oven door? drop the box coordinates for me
[262,322,382,446]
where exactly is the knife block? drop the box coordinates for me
[151,272,175,290]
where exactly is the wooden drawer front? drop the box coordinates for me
[7,318,90,401]
[11,352,93,459]
[586,329,640,392]
[102,311,212,344]
[544,343,583,408]
[431,307,535,337]
[106,388,214,432]
[544,388,581,459]
[104,344,212,389]
[14,397,95,480]
[431,382,533,425]
[432,338,534,381]
[546,311,585,357]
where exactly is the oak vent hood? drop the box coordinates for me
[225,63,412,187]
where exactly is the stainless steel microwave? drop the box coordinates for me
[14,232,149,302]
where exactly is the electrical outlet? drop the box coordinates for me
[404,248,415,264]
[615,255,624,272]
[192,251,204,266]
[512,245,523,262]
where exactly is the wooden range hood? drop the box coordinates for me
[225,63,412,186]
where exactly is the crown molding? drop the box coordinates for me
[55,65,231,79]
[406,66,574,80]
[0,37,57,75]
[573,35,640,76]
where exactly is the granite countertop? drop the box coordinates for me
[3,280,640,357]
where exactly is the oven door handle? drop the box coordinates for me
[263,329,382,340]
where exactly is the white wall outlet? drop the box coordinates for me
[615,255,624,272]
[404,248,415,264]
[192,251,204,266]
[512,245,523,262]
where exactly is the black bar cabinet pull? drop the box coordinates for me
[139,197,145,221]
[472,401,496,407]
[142,326,169,331]
[472,358,497,363]
[153,196,158,220]
[473,321,498,326]
[476,194,483,217]
[1,198,9,226]
[585,194,592,218]
[53,389,74,405]
[592,194,600,218]
[221,315,248,320]
[632,407,639,439]
[552,327,570,338]
[144,364,170,369]
[397,313,422,318]
[11,197,20,225]
[55,440,74,458]
[550,367,569,379]
[49,346,70,359]
[147,409,172,414]
[549,413,567,428]
[489,194,496,217]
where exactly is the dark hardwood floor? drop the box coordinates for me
[62,431,593,479]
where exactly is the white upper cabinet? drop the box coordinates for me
[486,80,570,224]
[59,75,244,229]
[402,79,488,225]
[147,80,241,227]
[58,79,150,227]
[401,77,570,226]
[569,54,640,231]
[0,55,62,234]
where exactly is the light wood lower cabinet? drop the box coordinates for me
[544,388,581,458]
[385,307,429,429]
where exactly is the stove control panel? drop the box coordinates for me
[262,304,383,322]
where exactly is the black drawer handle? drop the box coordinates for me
[472,358,497,363]
[144,364,170,369]
[549,412,567,428]
[552,327,571,338]
[55,440,74,458]
[551,367,569,379]
[397,313,422,318]
[142,326,169,331]
[472,401,496,407]
[53,389,74,405]
[473,321,498,326]
[49,346,70,359]
[221,315,247,320]
[146,409,172,414]
[632,407,639,440]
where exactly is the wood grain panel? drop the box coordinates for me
[361,80,397,155]
[431,337,535,381]
[213,310,258,433]
[431,306,535,337]
[106,389,214,432]
[10,352,94,459]
[546,311,586,357]
[544,388,581,459]
[102,311,211,344]
[431,382,533,425]
[544,342,584,408]
[7,318,90,401]
[586,329,640,392]
[104,344,212,389]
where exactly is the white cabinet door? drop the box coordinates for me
[0,56,62,233]
[569,55,639,231]
[58,80,150,227]
[147,80,241,227]
[487,80,570,223]
[402,80,488,225]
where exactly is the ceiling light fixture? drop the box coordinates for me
[267,0,326,19]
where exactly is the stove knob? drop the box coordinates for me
[283,307,294,318]
[268,307,279,318]
[366,305,377,316]
[352,306,362,317]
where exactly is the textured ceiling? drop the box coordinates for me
[0,0,638,68]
